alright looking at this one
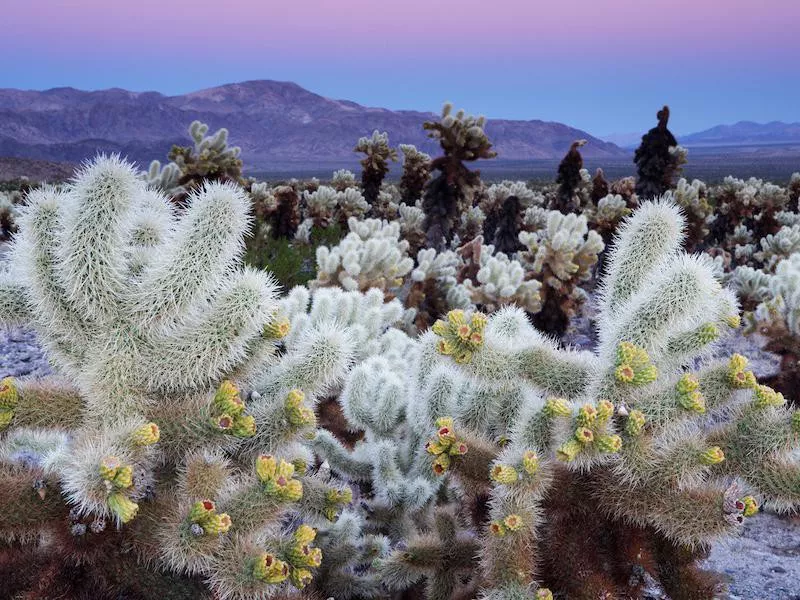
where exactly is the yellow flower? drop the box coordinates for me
[252,553,289,584]
[576,404,597,427]
[112,465,133,489]
[263,316,291,340]
[294,524,317,546]
[502,514,523,531]
[753,384,785,408]
[289,567,313,589]
[490,464,519,485]
[488,520,506,537]
[699,446,725,465]
[99,456,122,481]
[522,450,539,475]
[536,590,554,600]
[740,496,758,518]
[203,512,232,535]
[231,414,257,438]
[431,320,448,336]
[0,377,19,410]
[256,454,277,482]
[107,493,138,523]
[625,410,646,437]
[557,439,582,462]
[596,434,623,453]
[575,427,594,444]
[432,453,451,476]
[543,398,572,418]
[447,309,466,326]
[189,499,216,523]
[615,364,635,383]
[130,422,160,446]
[596,400,614,422]
[725,314,741,329]
[214,380,244,415]
[0,410,12,430]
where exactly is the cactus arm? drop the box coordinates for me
[58,156,137,320]
[0,275,32,326]
[131,182,251,324]
[311,430,374,482]
[11,378,84,429]
[143,268,278,392]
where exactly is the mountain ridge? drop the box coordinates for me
[0,80,625,168]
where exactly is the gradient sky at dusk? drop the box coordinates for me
[3,0,799,135]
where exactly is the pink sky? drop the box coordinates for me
[4,0,799,133]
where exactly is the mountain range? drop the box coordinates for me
[0,80,625,170]
[680,121,800,147]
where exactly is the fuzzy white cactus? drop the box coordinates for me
[459,246,542,314]
[311,217,414,294]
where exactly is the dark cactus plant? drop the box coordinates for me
[551,140,588,213]
[634,106,684,199]
[422,103,496,251]
[399,144,432,204]
[355,130,397,206]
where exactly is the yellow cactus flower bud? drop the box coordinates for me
[189,499,217,523]
[447,309,466,326]
[537,589,554,600]
[615,364,635,383]
[263,315,291,340]
[107,492,138,523]
[437,423,456,444]
[214,380,244,415]
[456,323,472,341]
[256,454,277,482]
[543,398,572,418]
[502,514,523,531]
[638,364,658,385]
[437,339,453,356]
[448,441,469,456]
[0,409,13,430]
[596,400,614,422]
[252,553,289,584]
[725,314,741,329]
[0,378,19,410]
[678,389,706,414]
[740,496,758,517]
[576,404,598,427]
[231,414,256,438]
[557,439,583,462]
[488,520,506,537]
[470,312,488,331]
[596,434,623,453]
[625,410,646,437]
[292,458,308,475]
[283,479,304,502]
[575,427,595,444]
[290,567,313,589]
[112,465,133,489]
[294,524,317,545]
[753,384,785,408]
[130,422,160,446]
[729,353,748,372]
[99,456,122,481]
[285,389,305,408]
[432,453,451,475]
[677,373,700,394]
[490,464,519,484]
[425,439,447,455]
[435,416,454,430]
[277,460,295,481]
[699,446,725,465]
[522,450,539,475]
[432,320,448,336]
[203,512,232,535]
[454,350,473,364]
[213,413,234,431]
[697,323,720,344]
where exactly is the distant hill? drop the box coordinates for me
[0,80,625,170]
[682,121,800,147]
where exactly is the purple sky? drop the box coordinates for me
[3,0,799,134]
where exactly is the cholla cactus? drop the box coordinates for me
[0,156,356,599]
[481,182,540,253]
[788,172,800,206]
[588,193,631,244]
[518,211,604,336]
[665,178,713,251]
[590,168,610,203]
[337,188,370,222]
[311,217,414,296]
[552,140,589,213]
[458,245,542,315]
[250,183,302,240]
[353,199,798,598]
[399,144,432,204]
[708,176,790,264]
[305,185,340,227]
[165,121,244,200]
[423,103,497,250]
[142,159,182,196]
[738,253,800,404]
[398,201,427,253]
[406,248,467,330]
[355,130,398,205]
[0,190,23,240]
[634,106,684,199]
[331,169,357,192]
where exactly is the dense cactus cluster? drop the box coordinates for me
[2,100,800,600]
